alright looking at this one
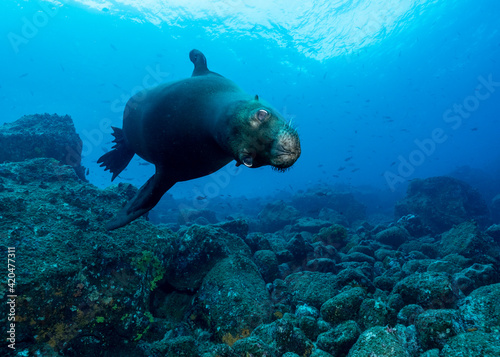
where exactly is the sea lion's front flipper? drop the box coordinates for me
[189,49,222,77]
[106,168,174,230]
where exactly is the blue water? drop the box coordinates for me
[2,0,500,203]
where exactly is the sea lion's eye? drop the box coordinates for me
[256,109,269,121]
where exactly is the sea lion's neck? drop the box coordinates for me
[210,94,254,155]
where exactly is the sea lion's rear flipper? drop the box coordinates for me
[97,127,135,181]
[106,168,175,230]
[189,49,223,77]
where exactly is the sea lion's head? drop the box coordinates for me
[223,96,301,171]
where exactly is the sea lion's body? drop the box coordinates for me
[124,75,249,180]
[99,50,300,230]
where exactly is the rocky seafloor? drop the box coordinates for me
[1,114,500,357]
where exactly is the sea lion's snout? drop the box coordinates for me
[270,127,301,170]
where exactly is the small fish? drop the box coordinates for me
[138,162,151,166]
[110,43,118,51]
[344,156,353,162]
[316,192,328,196]
[338,166,346,171]
[60,64,65,72]
[86,168,90,175]
[471,127,478,131]
[196,196,207,201]
[19,73,29,78]
[390,161,396,166]
[351,168,360,172]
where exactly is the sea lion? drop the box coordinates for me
[98,49,301,230]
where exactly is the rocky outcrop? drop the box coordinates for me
[0,113,86,181]
[395,176,490,234]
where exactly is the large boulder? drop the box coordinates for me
[395,176,489,234]
[0,158,173,355]
[440,221,490,258]
[0,113,86,181]
[188,255,273,342]
[257,200,300,232]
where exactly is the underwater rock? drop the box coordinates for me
[0,158,174,355]
[440,331,500,356]
[178,207,218,225]
[440,221,489,258]
[401,259,435,275]
[291,189,366,226]
[297,315,321,342]
[399,237,439,258]
[320,287,367,325]
[313,224,348,248]
[395,176,490,234]
[396,213,431,237]
[341,252,375,265]
[335,266,375,293]
[358,298,394,329]
[392,272,457,309]
[292,217,332,233]
[271,319,314,356]
[214,219,249,239]
[459,283,500,332]
[285,271,338,308]
[0,113,86,181]
[374,275,398,291]
[253,249,279,283]
[427,260,462,275]
[232,336,278,356]
[318,207,350,226]
[258,200,300,232]
[166,224,250,291]
[316,320,361,356]
[415,309,461,350]
[286,233,311,262]
[375,225,411,247]
[421,349,440,357]
[346,325,411,357]
[453,263,498,295]
[485,224,500,241]
[397,304,425,326]
[189,255,272,342]
[147,335,199,356]
[306,258,337,273]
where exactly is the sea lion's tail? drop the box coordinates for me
[97,127,135,181]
